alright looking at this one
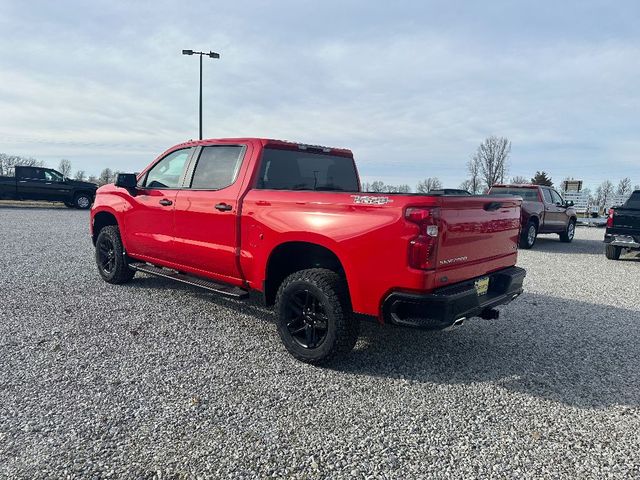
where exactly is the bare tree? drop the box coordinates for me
[87,175,99,184]
[416,177,442,193]
[98,168,114,186]
[595,180,614,211]
[510,176,529,184]
[396,184,411,193]
[472,136,510,190]
[0,153,44,176]
[74,170,87,181]
[617,177,632,196]
[459,179,473,193]
[368,181,385,193]
[58,159,72,178]
[466,157,482,194]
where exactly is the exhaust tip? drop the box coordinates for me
[444,317,466,331]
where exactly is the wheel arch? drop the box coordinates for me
[263,241,349,306]
[92,209,119,245]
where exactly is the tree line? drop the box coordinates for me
[361,136,638,211]
[3,145,638,207]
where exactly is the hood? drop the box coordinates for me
[67,179,98,189]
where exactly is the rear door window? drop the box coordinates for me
[256,148,359,191]
[542,188,553,204]
[189,146,245,190]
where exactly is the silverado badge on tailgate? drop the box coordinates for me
[475,277,490,296]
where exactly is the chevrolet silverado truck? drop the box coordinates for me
[604,190,640,260]
[488,184,577,249]
[90,138,526,363]
[0,166,97,208]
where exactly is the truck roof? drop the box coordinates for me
[170,138,354,158]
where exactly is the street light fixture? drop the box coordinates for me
[182,49,220,140]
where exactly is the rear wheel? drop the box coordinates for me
[605,245,622,260]
[519,221,537,249]
[95,225,135,284]
[275,268,359,364]
[74,193,92,209]
[559,219,576,242]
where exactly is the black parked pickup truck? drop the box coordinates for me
[0,166,97,209]
[604,190,640,260]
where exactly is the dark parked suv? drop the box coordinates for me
[489,184,578,249]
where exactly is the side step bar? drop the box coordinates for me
[129,262,249,299]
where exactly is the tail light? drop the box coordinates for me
[406,207,440,270]
[606,208,614,228]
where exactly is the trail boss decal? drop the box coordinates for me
[439,256,468,265]
[351,195,393,205]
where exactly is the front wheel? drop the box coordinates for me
[605,245,622,260]
[95,225,135,284]
[559,219,576,243]
[275,268,359,364]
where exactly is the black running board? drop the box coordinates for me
[129,262,249,299]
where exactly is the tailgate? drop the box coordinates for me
[436,196,521,268]
[612,208,640,233]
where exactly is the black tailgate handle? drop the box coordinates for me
[484,201,503,211]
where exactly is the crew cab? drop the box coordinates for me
[604,190,640,260]
[0,166,97,209]
[488,184,577,249]
[91,138,526,363]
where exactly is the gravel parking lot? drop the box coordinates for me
[1,207,639,479]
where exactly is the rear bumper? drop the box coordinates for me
[604,233,640,249]
[382,266,526,329]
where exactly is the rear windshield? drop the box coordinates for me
[489,187,538,201]
[625,191,640,209]
[256,148,359,192]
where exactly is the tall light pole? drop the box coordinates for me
[182,49,220,140]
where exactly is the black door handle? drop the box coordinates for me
[215,202,233,212]
[159,199,173,206]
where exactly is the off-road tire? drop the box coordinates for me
[275,268,359,364]
[605,245,622,260]
[519,221,537,249]
[95,225,135,284]
[559,219,576,243]
[74,193,92,209]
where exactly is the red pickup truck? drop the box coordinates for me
[90,138,526,363]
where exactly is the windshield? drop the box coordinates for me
[489,187,538,201]
[256,148,359,192]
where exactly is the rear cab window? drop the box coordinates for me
[489,187,539,201]
[256,148,359,192]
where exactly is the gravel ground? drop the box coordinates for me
[0,208,639,479]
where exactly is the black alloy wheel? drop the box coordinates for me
[284,289,329,349]
[97,235,116,275]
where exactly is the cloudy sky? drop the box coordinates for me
[0,0,638,190]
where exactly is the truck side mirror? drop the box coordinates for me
[115,173,138,195]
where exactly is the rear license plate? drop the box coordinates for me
[475,277,489,296]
